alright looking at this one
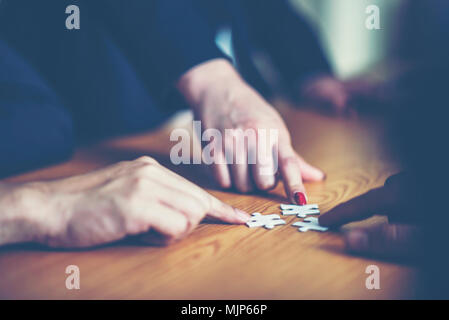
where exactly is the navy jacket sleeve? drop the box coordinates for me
[0,40,74,177]
[237,0,331,86]
[87,0,229,90]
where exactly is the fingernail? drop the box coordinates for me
[294,192,307,205]
[235,208,250,222]
[345,230,369,252]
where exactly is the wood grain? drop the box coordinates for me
[0,101,418,299]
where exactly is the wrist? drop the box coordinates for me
[0,182,51,245]
[177,58,244,108]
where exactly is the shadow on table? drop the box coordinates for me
[318,240,420,267]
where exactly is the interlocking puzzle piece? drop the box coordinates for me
[280,203,320,218]
[246,213,286,230]
[292,217,328,232]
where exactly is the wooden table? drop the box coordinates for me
[0,100,418,299]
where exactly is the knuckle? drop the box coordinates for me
[129,175,148,192]
[135,156,158,165]
[257,179,276,191]
[134,162,158,176]
[180,195,208,219]
[132,176,148,190]
[126,217,150,235]
[282,155,299,167]
[204,195,214,212]
[189,202,208,222]
[170,216,190,238]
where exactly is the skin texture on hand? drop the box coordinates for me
[0,157,249,248]
[0,182,49,245]
[177,59,325,204]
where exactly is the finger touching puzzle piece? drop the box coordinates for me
[280,203,320,218]
[292,217,328,232]
[246,213,286,230]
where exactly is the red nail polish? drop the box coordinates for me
[294,192,307,205]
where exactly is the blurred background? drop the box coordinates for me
[216,0,404,80]
[292,0,402,79]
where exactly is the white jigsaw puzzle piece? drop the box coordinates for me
[246,213,286,230]
[292,217,328,232]
[280,203,320,218]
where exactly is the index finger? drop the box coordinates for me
[278,145,307,205]
[319,187,390,227]
[157,164,250,224]
[206,193,250,224]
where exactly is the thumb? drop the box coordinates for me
[344,223,422,259]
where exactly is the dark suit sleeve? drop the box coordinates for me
[238,0,331,86]
[87,0,229,90]
[0,40,74,178]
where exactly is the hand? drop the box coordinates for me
[0,157,249,248]
[300,75,350,115]
[177,59,325,204]
[319,173,423,259]
[342,76,394,112]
